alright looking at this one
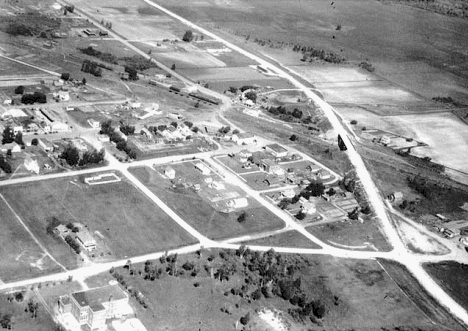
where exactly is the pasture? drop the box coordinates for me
[0,172,196,267]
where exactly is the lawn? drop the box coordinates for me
[215,155,261,174]
[85,250,443,331]
[241,230,321,249]
[307,218,392,252]
[0,197,62,282]
[423,261,468,312]
[129,164,285,239]
[0,171,196,268]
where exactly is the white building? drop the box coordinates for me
[265,144,288,158]
[195,162,211,175]
[51,122,69,133]
[165,166,175,179]
[24,157,40,174]
[232,132,255,145]
[227,198,248,209]
[88,119,100,129]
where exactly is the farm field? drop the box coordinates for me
[0,172,196,267]
[241,230,321,249]
[0,197,62,282]
[129,164,285,239]
[424,261,468,312]
[307,218,392,252]
[86,251,445,331]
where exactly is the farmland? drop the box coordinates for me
[129,163,285,239]
[0,172,196,267]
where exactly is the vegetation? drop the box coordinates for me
[293,44,345,64]
[182,30,194,42]
[0,155,12,173]
[21,92,46,104]
[79,46,118,64]
[1,15,61,37]
[358,61,375,72]
[14,85,25,95]
[64,235,81,254]
[60,144,105,167]
[81,60,102,77]
[100,120,138,159]
[122,56,158,71]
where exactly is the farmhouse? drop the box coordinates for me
[38,138,54,152]
[195,162,211,175]
[58,284,129,330]
[75,230,97,251]
[232,132,255,145]
[165,166,176,179]
[265,143,288,158]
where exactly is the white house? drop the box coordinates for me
[195,162,211,175]
[75,230,97,251]
[301,201,316,214]
[165,166,176,179]
[24,157,40,174]
[232,132,255,145]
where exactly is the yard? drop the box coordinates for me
[0,171,196,268]
[0,196,62,282]
[241,230,321,249]
[129,164,285,239]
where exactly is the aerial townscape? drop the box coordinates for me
[1,0,468,330]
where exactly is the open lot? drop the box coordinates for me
[85,251,444,331]
[129,163,285,239]
[241,230,321,249]
[0,196,62,282]
[0,171,196,267]
[424,261,468,313]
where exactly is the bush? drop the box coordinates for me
[350,120,358,125]
[182,30,194,42]
[14,85,25,94]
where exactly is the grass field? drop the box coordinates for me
[379,259,466,330]
[424,261,468,312]
[0,292,58,331]
[0,172,196,267]
[129,165,285,239]
[85,251,444,331]
[241,230,321,249]
[308,218,392,252]
[0,197,62,282]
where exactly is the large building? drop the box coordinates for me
[58,285,129,331]
[265,143,288,158]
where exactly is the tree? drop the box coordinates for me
[14,85,25,94]
[306,181,325,197]
[327,187,336,196]
[15,131,24,145]
[244,91,257,103]
[348,207,359,220]
[82,77,87,85]
[184,121,193,128]
[237,212,247,223]
[100,120,114,135]
[171,63,176,70]
[2,126,15,144]
[295,211,306,220]
[61,144,80,166]
[61,73,70,81]
[31,138,39,146]
[0,156,12,173]
[289,134,298,141]
[170,121,178,128]
[292,108,303,119]
[191,126,199,133]
[240,312,251,325]
[182,30,194,42]
[120,124,135,135]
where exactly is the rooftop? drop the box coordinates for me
[71,285,127,311]
[266,143,287,153]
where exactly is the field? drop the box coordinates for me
[85,251,445,331]
[424,261,468,312]
[129,164,285,239]
[241,230,321,249]
[308,218,392,251]
[379,259,466,330]
[0,172,196,268]
[0,292,58,331]
[0,196,62,282]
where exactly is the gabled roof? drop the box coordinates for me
[71,285,127,311]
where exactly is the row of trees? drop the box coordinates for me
[64,235,81,254]
[21,92,47,104]
[294,45,345,64]
[60,144,105,167]
[100,120,138,159]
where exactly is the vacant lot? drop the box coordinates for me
[0,197,62,282]
[308,218,392,252]
[241,230,321,249]
[0,172,196,267]
[424,261,468,312]
[86,251,443,331]
[380,259,466,330]
[129,165,285,239]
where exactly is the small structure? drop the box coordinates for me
[281,189,296,199]
[168,112,183,120]
[387,191,404,203]
[140,128,153,140]
[53,224,70,238]
[261,159,284,175]
[238,150,252,163]
[38,138,54,152]
[88,119,100,129]
[75,230,97,251]
[58,284,129,331]
[227,197,248,209]
[0,142,21,153]
[301,201,316,214]
[98,134,110,142]
[112,318,147,331]
[209,181,225,190]
[232,132,255,145]
[165,166,175,179]
[115,130,128,141]
[24,157,40,174]
[380,135,391,145]
[195,162,211,175]
[307,163,321,173]
[51,122,69,133]
[265,143,288,158]
[317,169,331,180]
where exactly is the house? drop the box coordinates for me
[227,197,248,209]
[114,130,127,141]
[281,189,296,199]
[38,138,54,152]
[0,142,21,153]
[168,112,183,120]
[75,230,97,251]
[98,134,110,142]
[307,163,321,173]
[265,143,288,158]
[195,162,211,175]
[317,169,331,180]
[209,181,225,190]
[140,128,153,139]
[387,191,404,203]
[165,166,175,179]
[53,224,70,238]
[24,157,40,174]
[261,159,284,175]
[301,201,316,214]
[88,119,100,129]
[53,79,65,87]
[56,90,70,102]
[380,135,391,145]
[238,150,252,163]
[232,132,255,145]
[72,139,88,153]
[58,284,129,331]
[112,318,148,331]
